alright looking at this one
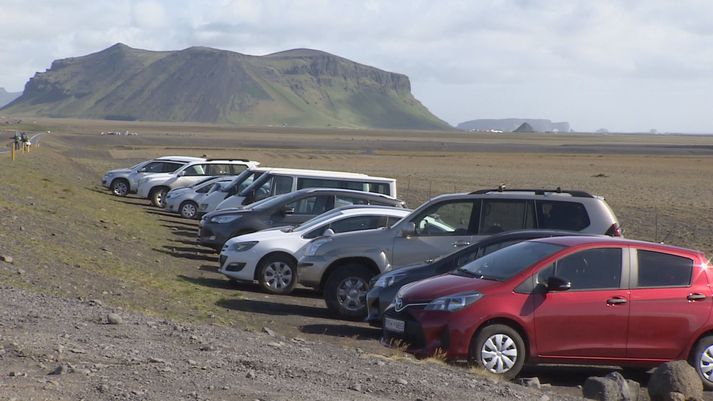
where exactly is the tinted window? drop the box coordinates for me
[285,195,331,215]
[636,250,693,287]
[479,200,535,234]
[206,164,231,175]
[275,176,294,194]
[142,161,183,173]
[413,201,475,236]
[297,178,391,195]
[183,164,207,176]
[335,195,370,207]
[229,164,248,174]
[329,215,389,233]
[548,248,622,290]
[160,162,185,173]
[536,201,590,231]
[458,242,564,281]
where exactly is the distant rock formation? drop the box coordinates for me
[0,88,21,108]
[513,122,535,133]
[1,43,450,130]
[457,118,571,132]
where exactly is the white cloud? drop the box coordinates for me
[1,0,712,131]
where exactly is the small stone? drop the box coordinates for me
[1,255,13,264]
[246,370,256,379]
[187,359,197,366]
[267,341,283,348]
[49,365,66,375]
[98,383,109,393]
[539,395,550,401]
[148,357,166,364]
[376,361,386,366]
[515,377,541,389]
[349,383,362,392]
[200,345,216,352]
[396,378,408,385]
[107,313,122,325]
[263,327,275,337]
[16,269,24,275]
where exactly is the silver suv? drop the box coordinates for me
[101,156,204,196]
[297,188,622,319]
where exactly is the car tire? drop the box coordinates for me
[324,263,372,320]
[110,178,130,197]
[470,324,526,380]
[150,187,168,207]
[179,201,199,219]
[257,254,297,295]
[690,335,713,390]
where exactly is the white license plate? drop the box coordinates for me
[384,317,405,333]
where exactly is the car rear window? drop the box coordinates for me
[536,200,590,231]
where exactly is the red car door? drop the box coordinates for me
[626,248,711,360]
[533,247,630,359]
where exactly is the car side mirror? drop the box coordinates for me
[546,276,571,292]
[401,222,416,237]
[281,206,295,215]
[322,228,335,237]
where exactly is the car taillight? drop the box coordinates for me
[605,223,623,237]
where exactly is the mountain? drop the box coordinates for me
[0,88,21,108]
[457,118,570,132]
[1,43,450,130]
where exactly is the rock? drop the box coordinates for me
[49,365,66,375]
[107,313,123,325]
[348,383,362,392]
[1,255,13,264]
[16,269,24,275]
[396,378,408,385]
[539,396,550,401]
[515,377,541,389]
[98,383,109,393]
[648,361,703,401]
[583,371,639,401]
[246,370,256,379]
[148,357,166,364]
[263,327,275,337]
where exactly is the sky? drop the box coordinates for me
[1,0,712,133]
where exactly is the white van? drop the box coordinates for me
[212,168,397,211]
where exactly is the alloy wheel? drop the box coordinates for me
[263,261,293,290]
[336,277,367,311]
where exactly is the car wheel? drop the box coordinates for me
[150,188,168,207]
[110,179,130,197]
[258,254,297,295]
[179,201,198,219]
[471,324,526,380]
[324,263,372,320]
[690,335,713,390]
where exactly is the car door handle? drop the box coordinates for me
[606,297,627,305]
[687,293,706,302]
[452,241,471,247]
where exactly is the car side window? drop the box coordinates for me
[206,164,230,175]
[142,162,166,173]
[285,195,330,215]
[479,200,535,234]
[552,248,623,290]
[183,164,206,176]
[412,201,475,236]
[229,164,248,174]
[635,250,693,288]
[536,201,590,231]
[335,195,370,208]
[274,176,294,195]
[329,215,389,233]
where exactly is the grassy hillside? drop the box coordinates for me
[2,44,450,130]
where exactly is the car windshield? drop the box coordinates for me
[455,241,564,281]
[292,210,344,232]
[223,170,260,193]
[130,161,149,170]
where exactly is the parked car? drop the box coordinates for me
[164,176,237,219]
[366,229,596,326]
[218,206,410,294]
[101,156,204,196]
[198,167,267,215]
[136,159,259,207]
[212,168,398,211]
[198,188,406,251]
[381,236,713,387]
[298,188,621,320]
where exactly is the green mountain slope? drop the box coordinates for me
[2,44,450,130]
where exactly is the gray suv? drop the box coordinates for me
[198,188,406,251]
[297,188,622,319]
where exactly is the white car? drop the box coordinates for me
[164,176,237,219]
[218,206,410,295]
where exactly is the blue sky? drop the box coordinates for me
[1,0,712,132]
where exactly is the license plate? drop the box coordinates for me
[384,317,405,333]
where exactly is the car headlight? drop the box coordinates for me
[210,215,240,224]
[424,291,483,312]
[304,237,332,257]
[230,241,258,252]
[373,272,407,289]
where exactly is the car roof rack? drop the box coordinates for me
[470,185,593,198]
[204,158,251,162]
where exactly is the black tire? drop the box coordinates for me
[150,187,168,207]
[179,201,199,219]
[110,178,130,197]
[323,263,373,320]
[257,254,297,295]
[470,324,526,380]
[690,335,713,390]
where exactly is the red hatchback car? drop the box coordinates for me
[382,236,713,387]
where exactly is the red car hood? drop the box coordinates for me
[401,273,503,303]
